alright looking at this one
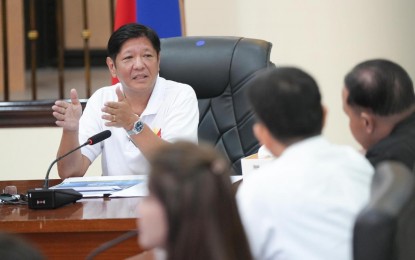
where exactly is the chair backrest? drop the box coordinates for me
[353,161,415,260]
[159,36,273,174]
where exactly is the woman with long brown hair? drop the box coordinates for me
[137,141,252,260]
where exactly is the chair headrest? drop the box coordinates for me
[160,36,272,99]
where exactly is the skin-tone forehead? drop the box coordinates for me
[118,37,157,55]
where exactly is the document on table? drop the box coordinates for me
[50,175,148,197]
[50,175,243,198]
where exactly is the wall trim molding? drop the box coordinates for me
[0,100,87,128]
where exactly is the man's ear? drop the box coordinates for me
[157,53,161,73]
[361,111,375,134]
[253,122,268,147]
[253,122,286,157]
[253,122,274,148]
[322,105,328,129]
[106,57,117,78]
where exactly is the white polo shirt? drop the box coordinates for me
[237,136,374,260]
[79,76,199,176]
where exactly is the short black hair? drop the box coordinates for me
[247,66,323,144]
[344,59,414,116]
[107,23,161,61]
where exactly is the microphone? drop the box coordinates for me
[86,129,113,146]
[27,130,112,209]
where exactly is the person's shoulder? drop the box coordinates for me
[366,132,415,169]
[325,140,364,158]
[325,142,374,175]
[159,77,196,95]
[237,159,305,213]
[366,132,406,162]
[88,84,118,100]
[240,160,283,192]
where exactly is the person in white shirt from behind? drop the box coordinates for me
[237,67,374,260]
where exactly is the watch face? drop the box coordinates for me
[127,119,144,136]
[134,120,144,133]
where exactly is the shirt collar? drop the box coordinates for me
[279,135,327,159]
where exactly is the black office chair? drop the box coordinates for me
[159,36,273,174]
[353,161,415,260]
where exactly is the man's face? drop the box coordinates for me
[107,37,160,92]
[342,87,371,150]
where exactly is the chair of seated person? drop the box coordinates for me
[353,161,415,260]
[159,36,273,175]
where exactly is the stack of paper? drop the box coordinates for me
[50,175,148,197]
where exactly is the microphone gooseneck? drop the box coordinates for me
[85,230,138,260]
[43,130,112,189]
[43,143,88,189]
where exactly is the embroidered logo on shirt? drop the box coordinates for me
[153,128,162,138]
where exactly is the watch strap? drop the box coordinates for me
[127,118,144,136]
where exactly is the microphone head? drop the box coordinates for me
[88,130,112,145]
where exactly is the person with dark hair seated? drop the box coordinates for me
[343,59,415,170]
[137,141,253,260]
[237,67,374,260]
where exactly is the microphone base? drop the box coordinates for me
[27,188,82,209]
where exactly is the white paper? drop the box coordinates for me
[50,175,242,198]
[50,175,147,197]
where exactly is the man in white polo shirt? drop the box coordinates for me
[237,67,374,260]
[51,23,198,178]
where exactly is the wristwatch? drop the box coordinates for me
[127,118,144,136]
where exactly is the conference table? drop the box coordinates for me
[0,179,146,259]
